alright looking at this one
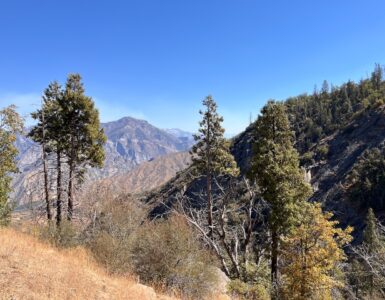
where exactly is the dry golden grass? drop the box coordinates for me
[0,227,174,300]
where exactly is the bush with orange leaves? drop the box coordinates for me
[280,203,353,300]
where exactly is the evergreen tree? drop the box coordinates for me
[0,105,23,225]
[61,74,106,220]
[347,147,385,210]
[371,63,383,91]
[248,101,312,289]
[363,208,382,252]
[30,82,66,225]
[191,95,239,237]
[30,75,106,224]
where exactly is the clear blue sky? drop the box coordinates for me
[1,0,385,135]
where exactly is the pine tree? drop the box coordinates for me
[30,82,66,226]
[0,105,23,225]
[191,95,239,237]
[281,203,352,300]
[30,75,106,224]
[248,101,312,289]
[61,74,106,220]
[339,87,353,124]
[363,208,381,252]
[371,63,383,91]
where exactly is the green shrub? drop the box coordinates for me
[37,220,79,248]
[228,279,270,300]
[317,144,329,160]
[301,151,314,166]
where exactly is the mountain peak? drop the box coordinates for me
[103,116,149,128]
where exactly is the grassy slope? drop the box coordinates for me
[0,228,173,300]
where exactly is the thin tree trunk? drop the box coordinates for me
[42,145,51,221]
[67,136,74,221]
[56,150,62,227]
[207,172,213,238]
[41,108,51,221]
[67,162,73,221]
[271,229,279,286]
[67,125,76,221]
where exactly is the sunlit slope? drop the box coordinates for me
[0,228,173,300]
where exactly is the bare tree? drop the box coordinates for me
[169,176,268,280]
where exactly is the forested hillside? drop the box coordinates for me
[287,64,385,156]
[148,65,385,231]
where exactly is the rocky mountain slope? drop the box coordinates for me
[308,106,385,235]
[88,152,191,196]
[12,117,194,206]
[99,117,192,178]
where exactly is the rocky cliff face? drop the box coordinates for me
[12,117,194,205]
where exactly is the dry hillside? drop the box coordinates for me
[91,151,191,195]
[0,228,173,300]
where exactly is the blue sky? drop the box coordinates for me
[1,0,385,135]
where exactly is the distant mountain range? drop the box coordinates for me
[12,116,194,206]
[164,128,195,145]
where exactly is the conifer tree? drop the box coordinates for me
[281,203,352,299]
[0,105,23,225]
[30,75,106,224]
[30,82,65,225]
[191,95,239,237]
[248,101,312,288]
[363,208,381,252]
[371,63,383,91]
[61,74,106,220]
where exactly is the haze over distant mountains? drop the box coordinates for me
[12,116,194,206]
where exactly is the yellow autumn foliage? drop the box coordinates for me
[281,203,353,300]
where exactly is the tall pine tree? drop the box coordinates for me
[30,82,66,225]
[248,101,312,290]
[191,95,239,237]
[61,74,106,220]
[363,208,382,252]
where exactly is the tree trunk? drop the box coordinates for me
[271,229,279,286]
[67,127,76,221]
[42,145,51,221]
[56,150,62,227]
[67,157,74,221]
[207,172,213,238]
[41,106,51,221]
